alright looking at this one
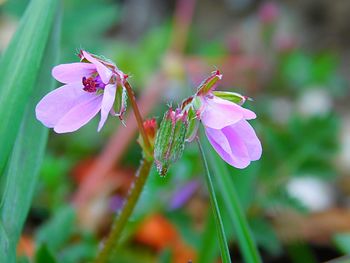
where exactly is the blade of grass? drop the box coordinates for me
[197,139,231,263]
[0,0,58,174]
[200,133,262,263]
[0,3,61,261]
[197,211,220,263]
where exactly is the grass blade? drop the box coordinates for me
[197,211,220,263]
[201,133,262,263]
[197,139,231,263]
[0,3,61,261]
[0,0,59,174]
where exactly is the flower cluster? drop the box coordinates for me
[154,70,262,171]
[36,51,261,172]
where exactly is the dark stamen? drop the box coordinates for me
[82,76,97,92]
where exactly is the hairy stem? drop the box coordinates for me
[94,81,154,263]
[95,158,153,263]
[124,81,151,155]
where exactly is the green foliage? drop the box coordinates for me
[334,233,350,254]
[202,135,262,263]
[36,206,75,251]
[35,206,97,263]
[0,1,60,261]
[0,0,58,174]
[197,213,220,263]
[0,1,347,262]
[197,139,231,263]
[250,218,282,256]
[35,245,57,263]
[279,51,346,96]
[60,0,120,61]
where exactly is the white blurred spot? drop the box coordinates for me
[297,88,332,117]
[287,176,334,212]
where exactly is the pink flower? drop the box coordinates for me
[258,2,279,24]
[36,50,127,133]
[196,71,262,168]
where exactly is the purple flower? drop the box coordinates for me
[193,71,262,168]
[36,50,127,133]
[169,180,199,210]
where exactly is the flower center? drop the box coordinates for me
[82,75,105,93]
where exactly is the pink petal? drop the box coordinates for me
[36,82,94,128]
[54,95,102,133]
[200,95,256,129]
[52,63,96,83]
[98,84,117,131]
[230,120,262,161]
[82,50,112,84]
[205,126,251,168]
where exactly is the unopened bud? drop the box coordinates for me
[196,70,222,96]
[154,108,188,176]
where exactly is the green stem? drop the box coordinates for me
[95,158,153,263]
[124,81,152,157]
[94,81,154,263]
[197,138,231,263]
[202,135,262,263]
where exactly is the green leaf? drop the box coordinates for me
[334,233,350,254]
[250,218,282,256]
[197,212,220,263]
[0,0,58,174]
[0,1,60,261]
[286,242,317,263]
[36,206,76,251]
[201,133,262,263]
[197,139,231,263]
[35,244,57,263]
[16,256,30,263]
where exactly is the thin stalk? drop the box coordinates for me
[197,138,231,263]
[202,135,262,263]
[95,159,153,263]
[94,81,154,263]
[124,81,151,153]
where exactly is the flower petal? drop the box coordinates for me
[230,120,262,161]
[36,82,93,128]
[201,95,256,129]
[82,50,112,84]
[52,63,96,83]
[54,95,102,133]
[98,84,117,131]
[205,126,251,168]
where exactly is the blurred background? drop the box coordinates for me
[1,0,350,262]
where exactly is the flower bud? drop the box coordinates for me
[138,118,157,154]
[196,70,222,96]
[154,108,188,176]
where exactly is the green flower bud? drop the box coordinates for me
[154,108,188,176]
[196,70,222,96]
